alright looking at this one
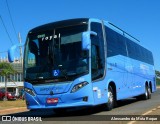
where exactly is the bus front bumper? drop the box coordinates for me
[25,91,94,110]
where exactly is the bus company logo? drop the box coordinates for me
[40,87,63,91]
[2,116,11,121]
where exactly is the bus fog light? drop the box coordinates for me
[83,96,88,102]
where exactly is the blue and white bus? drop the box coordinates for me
[8,18,156,112]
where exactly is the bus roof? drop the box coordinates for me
[29,18,89,33]
[28,17,141,46]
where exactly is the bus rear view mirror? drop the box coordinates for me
[82,31,97,50]
[8,43,24,62]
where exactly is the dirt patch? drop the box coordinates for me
[0,99,27,115]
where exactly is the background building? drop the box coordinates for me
[0,57,23,96]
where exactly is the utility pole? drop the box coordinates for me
[18,32,23,67]
[18,32,23,98]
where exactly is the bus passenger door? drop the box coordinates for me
[90,21,107,105]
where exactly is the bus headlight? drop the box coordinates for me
[24,88,35,96]
[71,82,89,93]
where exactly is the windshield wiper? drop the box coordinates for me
[57,65,69,79]
[35,64,50,79]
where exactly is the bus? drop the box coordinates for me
[8,18,156,113]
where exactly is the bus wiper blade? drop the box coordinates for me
[58,65,69,79]
[67,71,76,76]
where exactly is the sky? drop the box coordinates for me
[0,0,160,71]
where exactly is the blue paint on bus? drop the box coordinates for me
[8,18,156,111]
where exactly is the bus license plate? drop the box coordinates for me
[47,98,58,104]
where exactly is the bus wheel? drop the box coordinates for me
[105,86,114,111]
[142,85,149,100]
[148,85,151,99]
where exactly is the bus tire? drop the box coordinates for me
[105,86,114,111]
[142,85,149,100]
[148,85,151,99]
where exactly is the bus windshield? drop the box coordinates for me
[24,24,89,83]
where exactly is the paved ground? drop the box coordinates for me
[1,107,160,124]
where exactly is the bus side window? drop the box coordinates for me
[91,44,102,80]
[91,45,98,71]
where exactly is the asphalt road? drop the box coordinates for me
[2,88,160,123]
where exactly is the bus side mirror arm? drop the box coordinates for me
[8,43,24,62]
[82,31,97,50]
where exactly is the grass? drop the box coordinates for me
[0,99,26,110]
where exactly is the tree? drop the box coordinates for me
[0,62,15,100]
[156,70,160,77]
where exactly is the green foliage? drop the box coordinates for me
[0,62,15,77]
[156,78,160,86]
[156,70,160,77]
[156,70,160,86]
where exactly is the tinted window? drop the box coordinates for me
[105,26,154,65]
[105,27,127,57]
[24,24,89,82]
[91,22,105,80]
[126,38,154,65]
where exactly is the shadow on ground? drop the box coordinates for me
[3,98,140,121]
